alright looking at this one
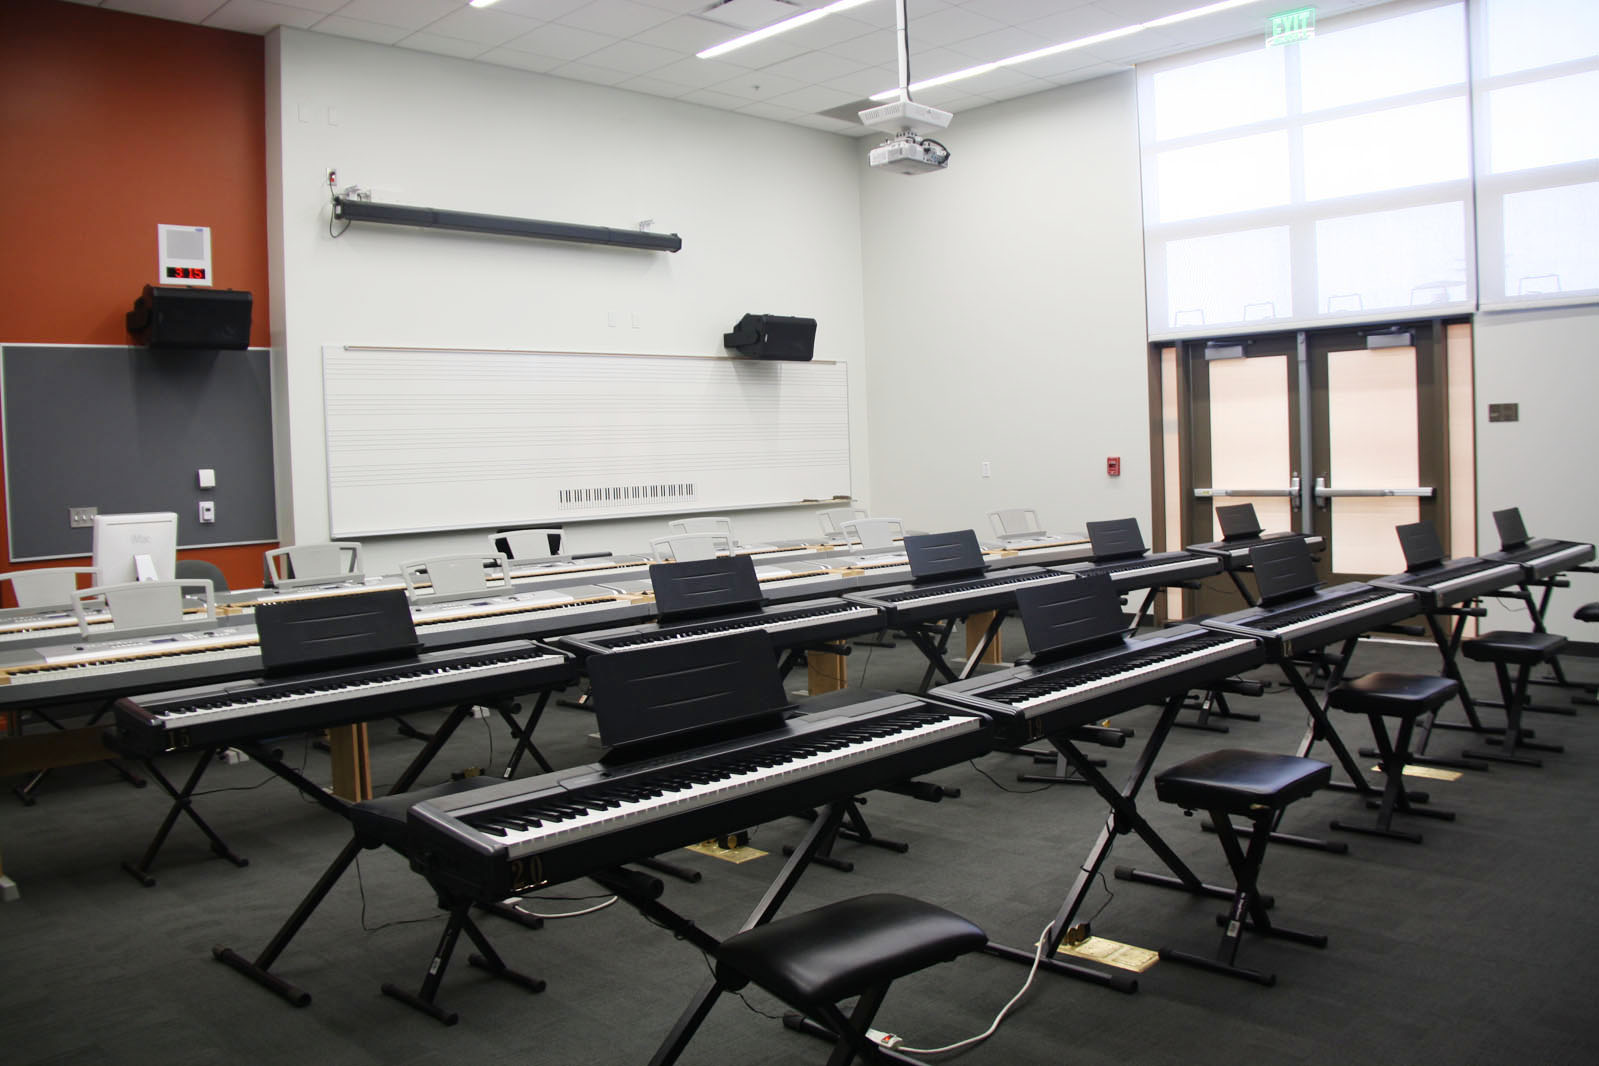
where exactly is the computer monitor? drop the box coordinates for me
[91,512,178,584]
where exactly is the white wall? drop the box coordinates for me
[266,28,870,573]
[857,73,1152,539]
[1473,304,1599,627]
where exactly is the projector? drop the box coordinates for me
[868,132,950,175]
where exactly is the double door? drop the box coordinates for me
[1169,321,1470,618]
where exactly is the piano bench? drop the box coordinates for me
[1462,632,1568,766]
[1328,673,1461,843]
[714,893,986,1064]
[1149,750,1331,986]
[1573,605,1599,705]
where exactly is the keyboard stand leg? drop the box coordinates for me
[498,692,554,778]
[393,716,435,743]
[380,899,546,1025]
[1371,611,1492,771]
[906,623,960,693]
[121,747,248,887]
[644,803,849,1066]
[784,796,909,873]
[13,704,145,806]
[956,610,1009,681]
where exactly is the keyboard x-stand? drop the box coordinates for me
[109,590,574,886]
[925,575,1268,992]
[1482,507,1597,699]
[1200,540,1420,851]
[1185,503,1325,608]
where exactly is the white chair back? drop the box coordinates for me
[1,567,98,609]
[840,518,905,550]
[668,516,735,541]
[650,534,733,562]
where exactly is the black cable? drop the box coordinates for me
[355,853,443,934]
[1082,867,1116,926]
[194,735,310,797]
[969,759,1054,795]
[699,949,784,1021]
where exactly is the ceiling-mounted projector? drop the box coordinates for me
[868,132,950,175]
[859,0,953,176]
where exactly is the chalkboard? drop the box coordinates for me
[322,346,852,537]
[2,345,276,561]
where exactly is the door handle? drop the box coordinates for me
[1313,476,1434,508]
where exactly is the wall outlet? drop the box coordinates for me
[69,506,97,529]
[198,500,216,524]
[981,461,991,478]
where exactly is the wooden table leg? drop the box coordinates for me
[326,724,372,802]
[807,643,849,696]
[965,612,1004,665]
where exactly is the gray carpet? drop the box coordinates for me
[3,625,1597,1065]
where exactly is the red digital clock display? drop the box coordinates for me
[165,266,207,280]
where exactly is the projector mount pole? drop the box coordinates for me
[895,0,910,102]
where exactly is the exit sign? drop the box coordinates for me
[1267,6,1316,46]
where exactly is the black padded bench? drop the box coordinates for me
[1462,630,1567,766]
[1328,672,1460,843]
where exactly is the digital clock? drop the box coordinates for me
[165,266,207,280]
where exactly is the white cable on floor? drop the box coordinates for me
[512,895,618,920]
[896,919,1053,1056]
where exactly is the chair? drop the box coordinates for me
[669,516,736,543]
[839,518,904,551]
[401,554,510,600]
[818,507,869,538]
[988,508,1043,538]
[175,558,230,592]
[650,533,733,562]
[216,775,545,1026]
[71,579,215,637]
[1148,749,1331,985]
[263,542,363,589]
[712,894,986,1065]
[1327,673,1460,843]
[490,528,562,559]
[0,567,98,609]
[1461,631,1568,766]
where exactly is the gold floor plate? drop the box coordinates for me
[684,841,768,864]
[1373,764,1464,782]
[1056,936,1160,973]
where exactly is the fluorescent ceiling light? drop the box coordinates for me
[468,0,502,7]
[869,0,1264,101]
[698,0,876,60]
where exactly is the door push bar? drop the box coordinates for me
[1194,475,1303,507]
[1312,476,1434,508]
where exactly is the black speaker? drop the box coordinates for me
[722,313,816,361]
[127,285,253,350]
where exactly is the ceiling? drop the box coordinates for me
[65,0,1388,136]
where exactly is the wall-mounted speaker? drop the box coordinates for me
[126,285,253,350]
[722,314,816,361]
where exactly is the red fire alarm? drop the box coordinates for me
[1107,456,1121,477]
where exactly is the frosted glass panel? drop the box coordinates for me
[1483,0,1599,76]
[1316,202,1470,314]
[1300,5,1466,112]
[1303,99,1470,201]
[1208,355,1293,541]
[1502,182,1599,296]
[1154,132,1291,223]
[1151,46,1285,140]
[1164,227,1292,330]
[1486,72,1599,173]
[1327,348,1419,575]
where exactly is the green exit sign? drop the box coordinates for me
[1267,6,1316,46]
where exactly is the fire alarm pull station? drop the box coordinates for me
[1107,457,1121,477]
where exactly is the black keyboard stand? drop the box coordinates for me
[1379,607,1495,771]
[13,702,147,807]
[1174,677,1264,733]
[495,693,555,778]
[1486,579,1581,705]
[989,693,1235,993]
[784,796,908,872]
[902,609,1009,692]
[113,742,251,887]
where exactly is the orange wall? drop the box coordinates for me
[0,0,275,596]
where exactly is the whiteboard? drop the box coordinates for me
[322,346,851,537]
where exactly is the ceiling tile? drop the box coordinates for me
[309,16,411,45]
[425,8,545,45]
[679,86,758,110]
[636,0,719,12]
[101,1,232,23]
[478,45,566,73]
[944,25,1054,62]
[790,112,863,134]
[615,74,693,98]
[204,1,322,33]
[762,82,858,113]
[758,50,868,84]
[702,69,807,101]
[958,0,1095,23]
[702,35,808,70]
[1017,4,1122,42]
[827,26,897,67]
[551,61,634,86]
[845,0,955,32]
[555,0,675,38]
[647,56,757,89]
[397,31,493,59]
[819,66,895,97]
[1035,60,1126,87]
[902,4,1005,48]
[579,39,683,75]
[499,21,615,60]
[735,99,805,121]
[488,0,588,17]
[629,15,737,53]
[328,0,458,31]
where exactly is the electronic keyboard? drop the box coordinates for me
[1202,582,1418,658]
[1063,551,1222,590]
[406,693,991,899]
[560,598,882,657]
[842,567,1074,626]
[1371,557,1525,610]
[1186,532,1326,568]
[111,640,573,756]
[1485,538,1595,582]
[927,624,1264,743]
[0,630,264,707]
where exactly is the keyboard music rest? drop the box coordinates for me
[927,624,1265,745]
[111,639,573,757]
[405,585,651,646]
[406,692,992,901]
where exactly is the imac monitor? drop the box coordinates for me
[92,512,178,584]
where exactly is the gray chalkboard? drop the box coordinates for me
[2,345,276,561]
